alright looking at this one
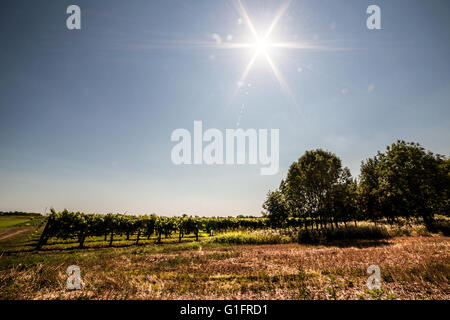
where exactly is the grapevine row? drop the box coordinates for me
[36,209,269,249]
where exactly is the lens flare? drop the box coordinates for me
[254,37,269,55]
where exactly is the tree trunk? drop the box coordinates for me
[79,234,86,248]
[423,214,434,227]
[36,235,49,250]
[155,232,162,244]
[36,222,50,250]
[136,230,141,245]
[109,231,114,247]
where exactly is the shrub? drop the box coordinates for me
[209,231,292,245]
[426,219,450,236]
[296,225,390,244]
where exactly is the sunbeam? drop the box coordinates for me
[232,52,258,99]
[232,0,296,104]
[264,52,297,107]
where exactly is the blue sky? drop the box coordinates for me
[1,0,449,216]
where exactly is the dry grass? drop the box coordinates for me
[1,235,449,300]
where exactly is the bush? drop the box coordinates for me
[426,219,450,236]
[209,231,292,245]
[297,225,390,244]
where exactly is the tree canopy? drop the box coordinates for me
[263,141,449,230]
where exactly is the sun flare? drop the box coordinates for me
[231,0,296,103]
[253,36,270,55]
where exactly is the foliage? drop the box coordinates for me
[264,149,357,230]
[263,141,449,232]
[359,140,449,226]
[0,211,42,217]
[262,189,290,228]
[208,230,291,245]
[36,210,269,249]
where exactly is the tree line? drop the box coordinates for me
[0,211,42,217]
[263,140,449,230]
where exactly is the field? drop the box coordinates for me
[0,217,32,229]
[0,215,44,242]
[0,215,449,300]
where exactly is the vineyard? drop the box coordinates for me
[36,209,269,249]
[34,208,450,251]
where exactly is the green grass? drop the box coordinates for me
[0,237,228,270]
[0,226,216,255]
[0,217,34,229]
[0,216,45,253]
[2,216,449,255]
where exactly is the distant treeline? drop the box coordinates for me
[263,140,449,229]
[0,211,42,217]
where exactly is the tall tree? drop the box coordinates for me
[281,149,355,229]
[359,140,448,225]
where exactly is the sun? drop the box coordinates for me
[254,36,270,55]
[230,0,340,104]
[231,0,296,101]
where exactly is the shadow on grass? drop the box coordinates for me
[2,242,147,255]
[21,234,210,246]
[315,239,392,248]
[1,237,204,255]
[295,225,393,248]
[0,224,417,255]
[426,219,450,236]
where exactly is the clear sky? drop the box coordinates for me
[1,0,449,216]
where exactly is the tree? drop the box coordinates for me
[282,149,355,229]
[359,157,385,223]
[437,158,450,217]
[104,214,119,246]
[262,188,290,228]
[359,140,448,226]
[330,174,358,228]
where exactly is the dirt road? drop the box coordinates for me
[0,228,32,241]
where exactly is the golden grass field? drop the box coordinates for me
[1,223,449,300]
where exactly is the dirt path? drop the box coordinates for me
[0,227,32,241]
